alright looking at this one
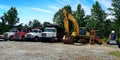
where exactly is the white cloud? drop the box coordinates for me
[93,0,112,8]
[49,5,60,11]
[106,15,115,19]
[31,7,52,13]
[0,5,8,9]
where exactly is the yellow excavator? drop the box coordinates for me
[62,9,90,44]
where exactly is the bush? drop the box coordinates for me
[102,37,107,42]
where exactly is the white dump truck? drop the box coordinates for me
[41,24,64,42]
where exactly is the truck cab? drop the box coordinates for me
[11,28,30,40]
[24,29,42,41]
[3,28,17,41]
[41,24,64,42]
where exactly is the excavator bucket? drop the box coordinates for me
[62,34,73,44]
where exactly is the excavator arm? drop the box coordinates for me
[62,9,80,44]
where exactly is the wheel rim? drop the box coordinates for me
[35,38,38,41]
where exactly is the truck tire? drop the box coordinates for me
[22,36,25,41]
[4,39,8,41]
[51,37,55,43]
[118,42,120,48]
[9,36,13,41]
[34,37,39,42]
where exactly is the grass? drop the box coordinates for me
[97,58,103,60]
[109,51,120,57]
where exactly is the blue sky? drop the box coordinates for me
[0,0,112,25]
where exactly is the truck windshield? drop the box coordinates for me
[44,29,55,32]
[32,30,39,33]
[9,29,16,32]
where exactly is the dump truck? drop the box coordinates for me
[41,24,64,42]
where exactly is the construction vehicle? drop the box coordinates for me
[107,30,118,45]
[41,24,64,42]
[62,9,90,44]
[89,29,102,44]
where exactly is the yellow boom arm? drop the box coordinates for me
[63,9,80,37]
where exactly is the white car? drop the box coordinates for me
[24,29,42,41]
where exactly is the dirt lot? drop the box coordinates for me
[0,41,120,60]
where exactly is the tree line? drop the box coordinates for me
[0,0,120,39]
[0,7,50,34]
[53,0,120,38]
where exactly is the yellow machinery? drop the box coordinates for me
[62,9,80,44]
[62,9,90,44]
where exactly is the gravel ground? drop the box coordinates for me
[0,41,120,60]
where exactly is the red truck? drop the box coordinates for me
[10,28,30,41]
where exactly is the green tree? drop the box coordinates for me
[73,4,86,27]
[42,22,50,28]
[32,19,41,28]
[28,20,33,28]
[28,19,41,28]
[0,7,19,34]
[53,9,64,28]
[53,5,73,33]
[1,7,19,27]
[91,1,107,36]
[86,15,97,30]
[108,0,120,36]
[104,19,112,37]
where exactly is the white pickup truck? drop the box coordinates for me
[24,29,42,41]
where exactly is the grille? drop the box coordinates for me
[27,34,31,38]
[15,34,20,39]
[42,33,46,37]
[4,34,8,38]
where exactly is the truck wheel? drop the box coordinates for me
[22,37,25,41]
[9,36,13,41]
[34,37,39,42]
[4,39,8,41]
[118,42,120,48]
[51,37,55,43]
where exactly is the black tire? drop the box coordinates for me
[34,37,39,42]
[118,42,120,48]
[9,36,13,41]
[22,37,25,41]
[4,39,8,41]
[50,37,55,43]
